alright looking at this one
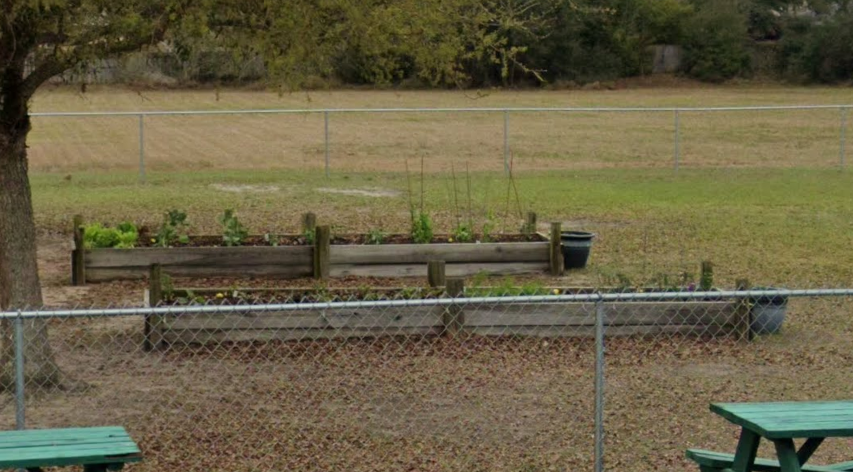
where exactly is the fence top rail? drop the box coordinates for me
[2,288,852,319]
[30,104,853,117]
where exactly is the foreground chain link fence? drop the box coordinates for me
[2,289,853,471]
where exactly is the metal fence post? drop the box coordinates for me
[594,297,605,472]
[503,110,510,175]
[674,109,681,173]
[840,107,847,170]
[138,114,146,183]
[14,314,25,430]
[324,111,330,178]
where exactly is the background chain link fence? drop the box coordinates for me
[2,289,852,471]
[29,105,851,178]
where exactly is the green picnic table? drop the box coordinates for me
[687,401,853,472]
[0,426,142,471]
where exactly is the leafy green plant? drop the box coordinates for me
[411,212,433,244]
[367,228,386,245]
[219,209,248,246]
[154,209,189,247]
[303,228,316,245]
[452,223,474,243]
[83,222,138,249]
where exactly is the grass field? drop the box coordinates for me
[18,84,853,472]
[34,167,853,288]
[28,84,853,172]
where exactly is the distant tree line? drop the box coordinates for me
[156,0,852,87]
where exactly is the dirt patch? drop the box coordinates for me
[316,187,401,198]
[209,184,280,193]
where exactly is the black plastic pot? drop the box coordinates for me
[560,231,595,269]
[749,287,788,335]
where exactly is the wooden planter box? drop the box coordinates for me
[73,231,554,284]
[143,287,748,348]
[147,300,743,347]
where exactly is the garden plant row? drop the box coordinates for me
[72,211,560,283]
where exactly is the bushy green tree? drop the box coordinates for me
[779,12,853,82]
[682,0,752,82]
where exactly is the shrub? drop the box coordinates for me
[681,0,751,82]
[781,13,853,83]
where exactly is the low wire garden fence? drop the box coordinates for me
[2,288,852,471]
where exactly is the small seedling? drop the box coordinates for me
[452,223,474,243]
[367,228,386,245]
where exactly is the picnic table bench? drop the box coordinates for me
[687,401,853,472]
[0,426,141,471]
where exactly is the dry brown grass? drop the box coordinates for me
[27,85,853,173]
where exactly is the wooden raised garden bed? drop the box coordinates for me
[142,284,750,349]
[72,216,560,284]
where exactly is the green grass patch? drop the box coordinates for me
[32,167,853,288]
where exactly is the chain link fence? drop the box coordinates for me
[29,105,850,179]
[2,289,852,471]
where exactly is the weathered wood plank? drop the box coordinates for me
[144,264,163,352]
[86,264,312,281]
[464,302,738,327]
[468,324,733,338]
[444,278,465,337]
[427,260,446,287]
[72,215,86,285]
[165,307,442,330]
[549,222,563,276]
[330,242,550,265]
[314,225,331,280]
[330,262,549,278]
[86,246,312,268]
[163,326,442,345]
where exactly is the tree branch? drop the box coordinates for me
[20,56,73,100]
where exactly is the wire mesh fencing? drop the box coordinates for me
[28,105,851,177]
[1,289,852,471]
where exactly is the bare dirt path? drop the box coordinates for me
[38,234,145,308]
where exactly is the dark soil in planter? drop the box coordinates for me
[136,233,546,248]
[165,287,446,305]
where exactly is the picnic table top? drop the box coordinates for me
[0,426,142,469]
[711,401,853,439]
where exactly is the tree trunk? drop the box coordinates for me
[0,120,61,391]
